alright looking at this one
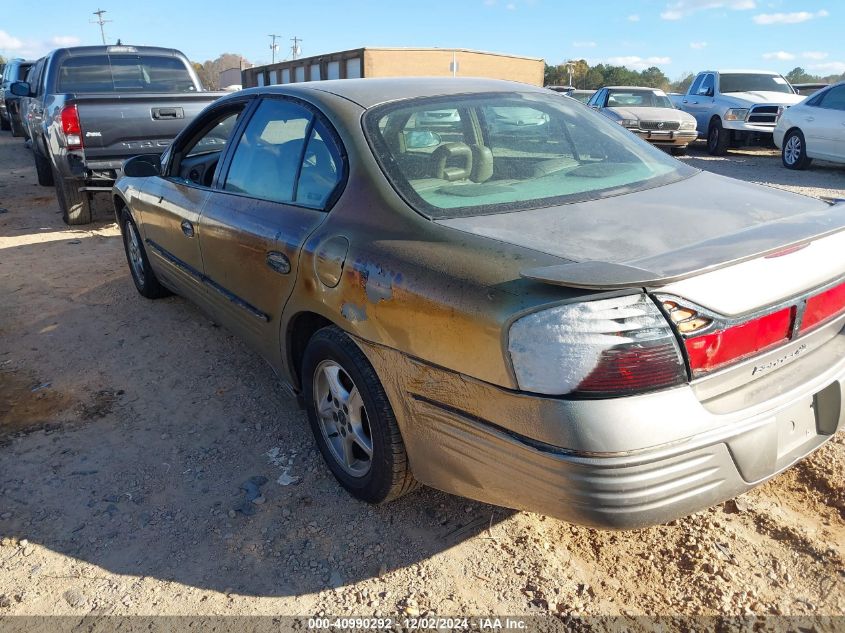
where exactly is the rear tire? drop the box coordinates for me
[54,171,92,225]
[34,150,54,186]
[302,326,418,504]
[706,118,730,156]
[9,114,24,137]
[120,207,170,299]
[782,129,812,170]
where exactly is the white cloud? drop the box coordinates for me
[628,14,641,21]
[809,61,845,74]
[801,51,828,60]
[0,31,83,58]
[572,41,597,48]
[0,30,24,51]
[50,35,81,47]
[762,51,796,60]
[690,41,708,49]
[661,0,755,20]
[753,9,829,24]
[606,55,672,70]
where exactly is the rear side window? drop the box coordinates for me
[223,98,342,208]
[818,85,845,111]
[57,55,196,93]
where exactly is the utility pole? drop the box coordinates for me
[91,9,111,45]
[290,36,302,60]
[268,34,280,64]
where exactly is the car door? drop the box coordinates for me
[809,85,845,160]
[198,95,344,363]
[684,73,713,133]
[135,99,251,306]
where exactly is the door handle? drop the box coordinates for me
[805,117,815,122]
[682,100,688,104]
[266,251,290,275]
[180,220,194,237]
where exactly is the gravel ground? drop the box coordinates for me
[0,134,843,627]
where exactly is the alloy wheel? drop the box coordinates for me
[125,222,146,286]
[312,360,373,477]
[784,134,801,166]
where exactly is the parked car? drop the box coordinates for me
[114,78,845,529]
[18,57,46,141]
[774,80,845,169]
[1,58,34,136]
[10,45,224,224]
[670,70,804,155]
[567,89,595,104]
[792,82,828,96]
[587,86,697,154]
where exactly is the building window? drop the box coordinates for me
[269,70,278,85]
[282,69,290,84]
[295,66,305,82]
[346,57,361,79]
[310,63,321,81]
[256,73,265,87]
[327,61,340,80]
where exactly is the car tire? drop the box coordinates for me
[33,150,54,186]
[54,171,92,225]
[119,207,170,299]
[0,112,9,132]
[782,129,812,170]
[706,118,730,156]
[10,116,24,137]
[302,325,418,504]
[670,146,687,156]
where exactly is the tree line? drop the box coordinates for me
[545,59,845,93]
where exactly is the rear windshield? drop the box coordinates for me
[57,55,197,93]
[719,73,794,94]
[364,92,696,219]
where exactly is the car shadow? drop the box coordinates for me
[679,142,845,193]
[0,239,511,597]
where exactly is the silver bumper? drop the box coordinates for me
[357,328,845,529]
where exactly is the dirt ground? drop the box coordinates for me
[1,135,844,627]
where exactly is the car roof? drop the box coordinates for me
[236,77,548,109]
[602,86,664,91]
[704,69,781,75]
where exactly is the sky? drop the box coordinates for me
[1,0,842,78]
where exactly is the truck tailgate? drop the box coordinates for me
[73,92,224,160]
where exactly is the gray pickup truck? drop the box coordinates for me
[11,45,224,224]
[669,70,804,155]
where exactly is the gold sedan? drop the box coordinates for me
[114,78,845,528]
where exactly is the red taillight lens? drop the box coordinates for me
[508,294,686,397]
[800,281,845,333]
[60,105,83,150]
[684,307,794,375]
[576,344,689,395]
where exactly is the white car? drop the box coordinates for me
[774,80,845,169]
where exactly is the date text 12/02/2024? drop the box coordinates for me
[307,617,528,630]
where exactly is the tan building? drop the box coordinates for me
[242,47,544,88]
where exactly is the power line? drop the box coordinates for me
[268,34,281,64]
[91,9,112,46]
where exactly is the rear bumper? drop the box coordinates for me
[356,329,845,529]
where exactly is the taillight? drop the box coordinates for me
[683,307,794,375]
[800,281,845,333]
[60,105,83,150]
[508,294,686,397]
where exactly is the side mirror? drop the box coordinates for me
[123,154,162,177]
[10,81,31,97]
